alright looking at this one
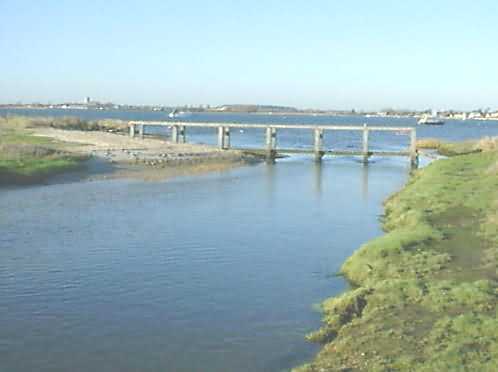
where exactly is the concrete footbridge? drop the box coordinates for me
[128,121,418,167]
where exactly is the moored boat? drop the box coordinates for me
[417,115,445,125]
[168,109,192,119]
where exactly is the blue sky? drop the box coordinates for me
[1,0,498,110]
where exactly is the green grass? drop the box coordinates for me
[0,157,82,176]
[0,118,87,185]
[0,121,56,144]
[0,154,85,185]
[295,146,498,371]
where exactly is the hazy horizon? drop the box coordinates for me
[2,0,498,111]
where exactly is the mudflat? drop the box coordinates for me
[0,116,257,186]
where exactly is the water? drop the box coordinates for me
[1,110,497,371]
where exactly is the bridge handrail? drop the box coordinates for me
[128,121,414,132]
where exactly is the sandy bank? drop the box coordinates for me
[32,127,253,166]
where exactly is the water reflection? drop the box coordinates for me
[361,164,369,201]
[312,162,322,198]
[264,162,276,204]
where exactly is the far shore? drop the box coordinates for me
[4,105,498,121]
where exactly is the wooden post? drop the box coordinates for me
[223,127,230,149]
[138,124,144,139]
[265,127,277,161]
[179,126,186,144]
[129,124,135,138]
[410,128,418,168]
[171,125,179,143]
[362,124,369,163]
[313,128,324,162]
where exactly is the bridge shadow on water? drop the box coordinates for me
[263,156,375,203]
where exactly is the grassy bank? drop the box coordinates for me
[0,117,88,185]
[296,138,498,371]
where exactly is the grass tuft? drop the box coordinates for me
[0,116,88,185]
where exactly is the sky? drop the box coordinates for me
[1,0,498,110]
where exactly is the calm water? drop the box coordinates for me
[1,110,497,371]
[2,108,498,145]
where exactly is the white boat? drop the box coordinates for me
[168,109,192,119]
[418,115,445,125]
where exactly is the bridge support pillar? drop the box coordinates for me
[313,128,324,162]
[266,127,277,162]
[362,124,369,164]
[171,125,179,143]
[217,126,224,149]
[218,126,230,149]
[138,124,144,139]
